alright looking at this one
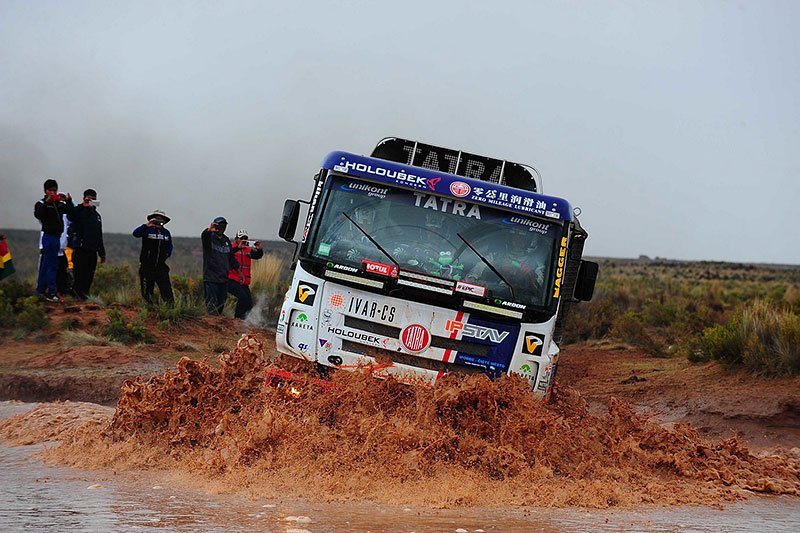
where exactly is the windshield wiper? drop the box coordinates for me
[457,232,515,301]
[342,212,400,270]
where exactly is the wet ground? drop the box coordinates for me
[2,402,799,532]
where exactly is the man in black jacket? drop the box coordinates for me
[69,188,106,300]
[34,179,73,301]
[201,216,240,315]
[133,210,174,304]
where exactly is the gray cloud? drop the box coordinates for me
[1,1,798,263]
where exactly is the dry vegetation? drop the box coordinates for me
[564,258,800,375]
[2,253,799,376]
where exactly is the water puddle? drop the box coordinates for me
[1,333,799,530]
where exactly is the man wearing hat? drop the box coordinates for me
[68,188,105,300]
[227,229,264,319]
[201,216,240,315]
[133,210,174,304]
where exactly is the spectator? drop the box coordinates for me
[133,210,174,305]
[201,217,239,315]
[0,233,15,280]
[34,179,73,301]
[68,188,105,300]
[39,204,74,297]
[227,229,263,319]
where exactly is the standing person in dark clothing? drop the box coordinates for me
[133,210,174,305]
[68,189,105,300]
[39,207,74,297]
[227,229,264,319]
[34,179,73,301]
[201,217,239,315]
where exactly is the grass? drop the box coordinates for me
[4,252,799,377]
[699,300,800,376]
[150,295,205,326]
[59,330,122,348]
[103,309,155,345]
[250,253,290,324]
[560,258,800,375]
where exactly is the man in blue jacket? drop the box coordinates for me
[68,188,105,300]
[133,210,174,304]
[34,178,73,301]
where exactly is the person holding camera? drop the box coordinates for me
[68,188,105,300]
[133,210,174,305]
[227,229,264,320]
[201,216,240,315]
[34,178,73,301]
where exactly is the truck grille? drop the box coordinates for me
[340,340,484,375]
[343,316,491,357]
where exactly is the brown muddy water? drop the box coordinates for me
[2,334,800,531]
[1,402,797,533]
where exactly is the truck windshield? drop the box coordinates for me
[306,176,563,307]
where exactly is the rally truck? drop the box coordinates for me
[275,137,597,399]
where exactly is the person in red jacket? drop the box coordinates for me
[227,229,264,319]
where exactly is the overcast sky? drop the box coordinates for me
[1,0,798,264]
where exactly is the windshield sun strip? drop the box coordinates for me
[463,300,524,319]
[325,270,385,288]
[397,278,454,295]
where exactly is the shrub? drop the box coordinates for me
[93,264,138,303]
[60,317,81,330]
[171,275,204,304]
[699,300,800,376]
[0,280,49,332]
[103,308,154,345]
[14,296,49,332]
[250,254,290,324]
[59,330,120,347]
[151,295,204,326]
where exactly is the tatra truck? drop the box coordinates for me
[276,137,597,399]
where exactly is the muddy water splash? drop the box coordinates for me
[7,334,800,509]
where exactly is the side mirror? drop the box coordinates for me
[278,200,300,242]
[574,260,598,302]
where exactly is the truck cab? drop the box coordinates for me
[276,138,597,399]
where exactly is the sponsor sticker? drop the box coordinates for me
[445,320,509,343]
[413,192,481,219]
[295,282,318,305]
[493,298,526,310]
[326,261,358,273]
[553,237,568,298]
[400,324,431,353]
[522,332,544,356]
[329,293,345,308]
[327,326,380,345]
[362,259,398,278]
[343,182,389,198]
[450,181,471,198]
[347,296,397,322]
[455,280,486,297]
[518,361,539,381]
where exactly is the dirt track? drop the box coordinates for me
[557,342,800,451]
[1,302,799,451]
[0,304,241,405]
